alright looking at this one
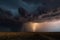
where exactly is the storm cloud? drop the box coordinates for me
[0,0,60,16]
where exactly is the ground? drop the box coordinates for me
[0,32,59,40]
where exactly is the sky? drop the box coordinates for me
[0,0,60,16]
[0,0,60,32]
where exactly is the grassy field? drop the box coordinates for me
[0,32,59,40]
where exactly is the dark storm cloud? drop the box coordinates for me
[0,0,21,16]
[0,0,41,15]
[0,0,60,16]
[0,0,19,8]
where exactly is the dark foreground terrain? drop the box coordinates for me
[0,32,60,40]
